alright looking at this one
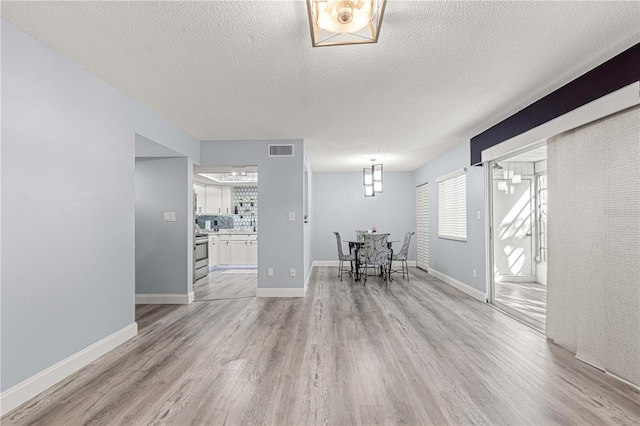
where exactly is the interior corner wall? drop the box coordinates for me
[199,140,305,290]
[1,19,199,395]
[413,140,486,293]
[135,157,190,295]
[311,172,416,262]
[546,105,639,386]
[303,148,313,282]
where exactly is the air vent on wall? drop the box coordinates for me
[268,144,294,157]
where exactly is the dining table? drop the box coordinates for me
[345,237,397,282]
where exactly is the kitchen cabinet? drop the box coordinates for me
[194,183,206,214]
[218,235,231,264]
[204,185,232,215]
[248,236,258,265]
[221,186,232,215]
[208,235,218,268]
[205,185,222,214]
[231,238,249,265]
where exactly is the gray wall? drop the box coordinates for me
[312,172,417,262]
[414,140,486,293]
[1,20,199,392]
[303,151,314,281]
[135,157,190,295]
[200,140,306,289]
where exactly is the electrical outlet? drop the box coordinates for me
[477,211,481,220]
[267,268,274,276]
[473,269,477,278]
[163,212,176,222]
[288,211,295,221]
[289,268,296,277]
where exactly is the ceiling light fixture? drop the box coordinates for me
[306,0,387,47]
[363,157,383,197]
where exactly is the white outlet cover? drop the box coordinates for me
[288,211,295,221]
[289,268,296,277]
[267,268,274,276]
[164,212,176,222]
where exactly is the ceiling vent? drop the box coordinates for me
[268,144,294,157]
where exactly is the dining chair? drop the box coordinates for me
[333,232,355,281]
[392,231,415,279]
[360,233,391,285]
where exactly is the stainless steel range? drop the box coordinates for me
[194,233,209,283]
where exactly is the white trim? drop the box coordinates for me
[606,371,640,391]
[312,260,340,266]
[428,268,486,302]
[0,323,137,416]
[256,287,306,297]
[304,268,312,293]
[436,167,467,183]
[481,82,640,163]
[135,291,194,304]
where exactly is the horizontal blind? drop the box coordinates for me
[437,169,467,241]
[416,183,429,270]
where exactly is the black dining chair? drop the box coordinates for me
[333,232,355,281]
[392,231,415,279]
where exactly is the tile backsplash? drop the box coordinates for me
[196,215,234,230]
[233,186,257,229]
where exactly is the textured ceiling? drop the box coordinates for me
[2,1,638,171]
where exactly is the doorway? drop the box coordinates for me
[193,165,258,301]
[489,145,547,330]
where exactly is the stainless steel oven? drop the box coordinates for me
[194,234,209,283]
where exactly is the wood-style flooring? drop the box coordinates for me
[495,280,546,330]
[194,269,257,301]
[3,267,639,425]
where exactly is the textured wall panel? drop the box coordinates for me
[547,105,639,386]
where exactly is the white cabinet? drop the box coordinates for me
[248,236,258,265]
[205,185,222,214]
[208,235,218,268]
[221,186,233,215]
[218,235,231,264]
[231,238,249,265]
[194,183,206,214]
[203,185,232,215]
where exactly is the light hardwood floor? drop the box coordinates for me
[194,269,257,301]
[495,280,546,330]
[3,267,639,425]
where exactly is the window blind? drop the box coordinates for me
[437,169,467,241]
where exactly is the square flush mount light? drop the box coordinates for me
[306,0,387,47]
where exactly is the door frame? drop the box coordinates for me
[484,141,547,330]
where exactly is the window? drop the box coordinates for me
[437,168,467,241]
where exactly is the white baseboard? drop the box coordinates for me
[257,287,306,297]
[312,260,339,267]
[428,268,486,302]
[135,291,194,304]
[0,322,138,416]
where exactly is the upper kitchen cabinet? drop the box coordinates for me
[194,183,206,214]
[205,185,222,214]
[203,184,233,215]
[221,186,232,215]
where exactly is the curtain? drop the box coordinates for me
[546,105,639,386]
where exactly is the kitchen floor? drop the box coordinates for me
[194,268,257,300]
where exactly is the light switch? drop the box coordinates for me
[267,268,274,276]
[288,211,295,221]
[164,212,176,222]
[477,211,481,220]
